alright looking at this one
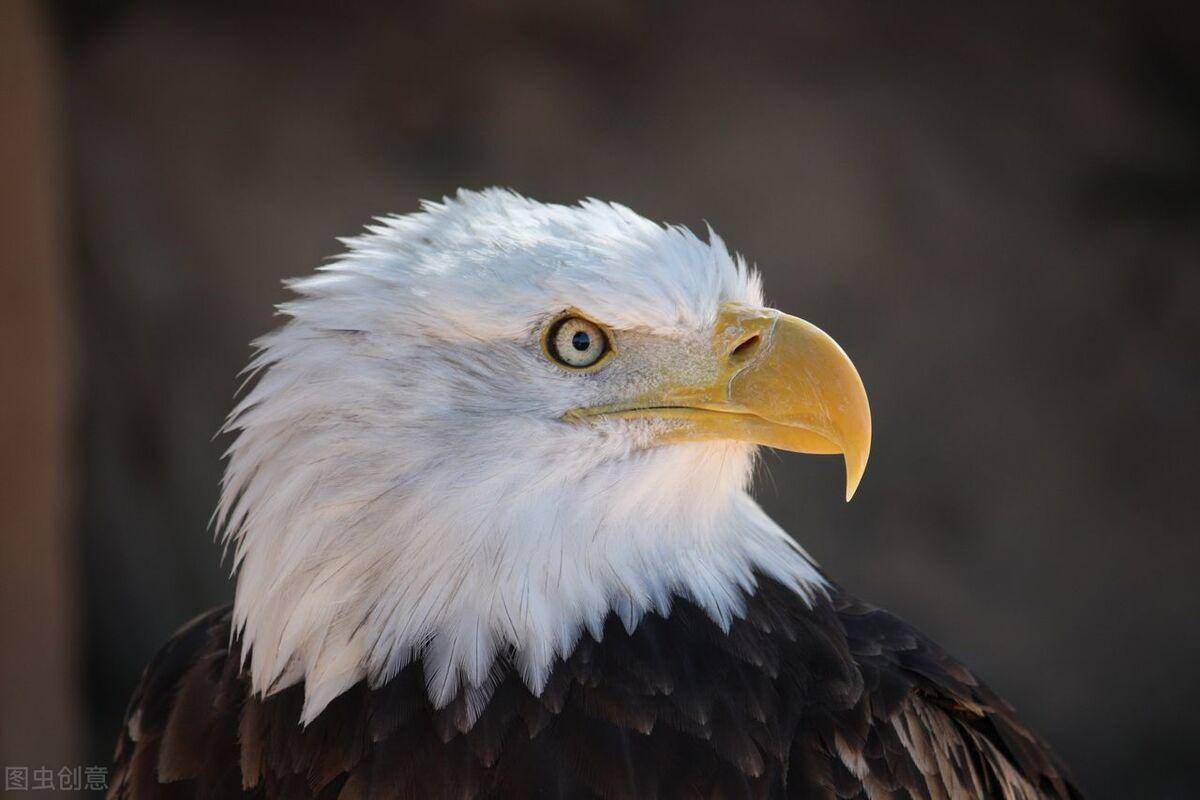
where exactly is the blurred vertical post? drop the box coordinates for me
[0,0,81,786]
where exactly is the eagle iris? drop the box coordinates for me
[547,316,609,369]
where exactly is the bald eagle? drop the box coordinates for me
[111,191,1079,799]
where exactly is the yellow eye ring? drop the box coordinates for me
[541,312,614,371]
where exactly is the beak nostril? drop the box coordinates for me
[730,333,762,359]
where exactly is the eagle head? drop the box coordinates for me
[218,189,870,723]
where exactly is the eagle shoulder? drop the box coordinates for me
[822,588,1083,799]
[109,606,245,799]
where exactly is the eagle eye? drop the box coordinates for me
[544,315,611,370]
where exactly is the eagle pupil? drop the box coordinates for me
[572,331,591,351]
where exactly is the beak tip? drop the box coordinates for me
[843,448,869,502]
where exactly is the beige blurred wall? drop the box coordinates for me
[0,0,81,788]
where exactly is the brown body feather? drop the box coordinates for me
[110,576,1081,799]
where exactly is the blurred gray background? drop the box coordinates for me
[2,1,1198,797]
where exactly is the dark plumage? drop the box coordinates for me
[110,575,1080,799]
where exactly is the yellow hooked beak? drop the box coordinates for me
[566,302,871,501]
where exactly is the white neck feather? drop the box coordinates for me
[224,430,824,724]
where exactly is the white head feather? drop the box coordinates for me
[217,189,825,724]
